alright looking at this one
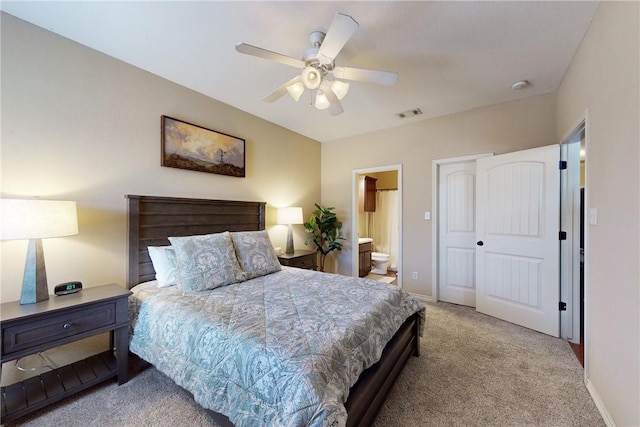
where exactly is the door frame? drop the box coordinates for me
[431,153,493,301]
[560,127,583,343]
[351,164,403,288]
[559,110,590,379]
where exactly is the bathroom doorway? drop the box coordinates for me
[351,164,403,288]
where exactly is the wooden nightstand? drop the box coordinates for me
[278,250,318,270]
[0,284,132,423]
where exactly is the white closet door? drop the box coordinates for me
[438,162,477,307]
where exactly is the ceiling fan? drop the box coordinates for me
[235,12,398,116]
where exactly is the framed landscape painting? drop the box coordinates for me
[161,115,245,177]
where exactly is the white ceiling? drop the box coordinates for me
[1,1,600,143]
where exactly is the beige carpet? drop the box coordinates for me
[4,302,604,427]
[373,302,604,426]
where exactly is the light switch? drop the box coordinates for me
[589,208,598,225]
[424,211,431,220]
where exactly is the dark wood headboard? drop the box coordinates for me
[126,195,266,288]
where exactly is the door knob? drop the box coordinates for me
[476,241,484,246]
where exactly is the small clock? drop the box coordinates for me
[54,281,83,296]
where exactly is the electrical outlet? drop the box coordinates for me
[412,271,419,280]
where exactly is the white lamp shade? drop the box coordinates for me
[286,81,305,102]
[315,91,331,110]
[331,80,350,100]
[277,207,304,225]
[0,199,78,240]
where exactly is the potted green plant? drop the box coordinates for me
[304,204,344,272]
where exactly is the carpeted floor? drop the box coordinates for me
[373,302,604,426]
[3,302,604,426]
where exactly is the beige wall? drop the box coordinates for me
[556,2,639,425]
[369,170,398,190]
[0,14,321,302]
[322,93,556,295]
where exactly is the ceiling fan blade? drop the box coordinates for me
[317,13,359,64]
[325,88,344,116]
[236,43,305,69]
[332,66,398,86]
[262,75,302,103]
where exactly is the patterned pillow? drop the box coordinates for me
[147,246,179,288]
[231,230,282,279]
[169,232,245,291]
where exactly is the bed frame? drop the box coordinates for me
[126,195,420,427]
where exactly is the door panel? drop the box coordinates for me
[438,162,476,306]
[485,253,541,307]
[476,145,560,336]
[487,162,543,236]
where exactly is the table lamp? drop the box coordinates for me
[277,207,303,254]
[0,199,78,304]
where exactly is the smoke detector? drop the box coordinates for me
[511,80,530,90]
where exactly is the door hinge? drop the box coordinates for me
[559,160,568,170]
[559,301,567,311]
[559,231,567,240]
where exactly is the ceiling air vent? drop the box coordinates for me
[397,108,422,119]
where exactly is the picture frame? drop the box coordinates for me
[161,115,245,177]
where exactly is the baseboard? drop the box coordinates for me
[409,293,434,304]
[586,379,616,426]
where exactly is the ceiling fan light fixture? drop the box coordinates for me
[301,66,322,89]
[315,91,330,110]
[330,80,349,100]
[286,81,305,102]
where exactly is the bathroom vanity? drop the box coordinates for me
[358,238,373,277]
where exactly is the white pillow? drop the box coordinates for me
[147,246,179,288]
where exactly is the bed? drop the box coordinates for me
[126,195,424,427]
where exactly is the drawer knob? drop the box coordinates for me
[63,323,72,329]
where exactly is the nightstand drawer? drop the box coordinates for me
[278,251,318,270]
[287,255,316,269]
[3,302,116,356]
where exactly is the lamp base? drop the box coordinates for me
[20,239,50,305]
[285,224,295,254]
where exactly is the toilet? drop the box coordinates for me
[371,252,390,275]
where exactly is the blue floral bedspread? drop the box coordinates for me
[129,267,425,427]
